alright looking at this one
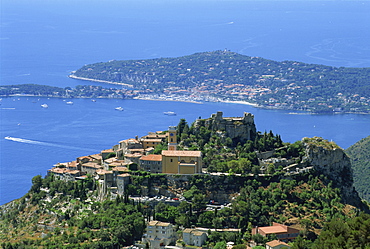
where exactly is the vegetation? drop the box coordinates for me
[0,175,145,249]
[71,50,370,113]
[1,118,369,248]
[0,84,128,99]
[173,118,301,175]
[346,135,370,203]
[309,212,370,249]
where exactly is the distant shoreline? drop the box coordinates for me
[68,74,134,88]
[2,82,368,115]
[133,96,203,104]
[220,100,259,107]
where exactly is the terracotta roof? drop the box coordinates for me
[68,161,77,168]
[162,150,201,157]
[129,148,145,152]
[140,154,162,161]
[266,240,290,247]
[82,162,101,169]
[119,138,139,144]
[78,156,91,160]
[192,231,206,236]
[109,161,129,167]
[48,168,80,175]
[143,139,163,143]
[96,169,112,175]
[101,149,114,153]
[144,134,167,139]
[125,153,142,158]
[112,166,129,172]
[105,158,117,163]
[148,220,171,227]
[259,226,287,234]
[90,154,102,160]
[117,173,130,178]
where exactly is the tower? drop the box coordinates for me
[167,126,177,151]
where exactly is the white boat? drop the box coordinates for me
[41,104,48,108]
[115,107,124,111]
[66,101,73,105]
[164,111,176,116]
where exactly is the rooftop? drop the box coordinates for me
[140,154,162,161]
[259,226,287,234]
[162,150,201,157]
[148,220,172,227]
[266,240,290,247]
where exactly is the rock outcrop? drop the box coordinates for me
[302,137,363,207]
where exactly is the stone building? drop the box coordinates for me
[161,150,202,174]
[139,154,162,173]
[252,222,299,242]
[142,221,176,249]
[194,111,257,144]
[182,228,208,247]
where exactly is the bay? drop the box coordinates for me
[1,97,369,204]
[1,0,370,204]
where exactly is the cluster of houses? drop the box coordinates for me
[47,112,299,248]
[48,125,202,196]
[48,112,258,195]
[141,220,296,249]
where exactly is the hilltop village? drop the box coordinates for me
[2,111,369,249]
[49,112,257,197]
[45,112,334,249]
[41,112,364,249]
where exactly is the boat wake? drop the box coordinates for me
[4,136,96,153]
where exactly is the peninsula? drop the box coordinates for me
[70,50,370,114]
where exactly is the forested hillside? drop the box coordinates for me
[346,135,370,203]
[71,50,370,113]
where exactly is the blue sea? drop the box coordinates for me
[1,0,370,205]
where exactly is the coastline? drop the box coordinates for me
[133,96,203,104]
[219,100,259,107]
[68,74,134,88]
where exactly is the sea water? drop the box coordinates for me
[1,0,370,204]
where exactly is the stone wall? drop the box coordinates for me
[195,111,257,143]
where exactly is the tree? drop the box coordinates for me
[30,175,43,193]
[251,233,265,245]
[214,241,227,249]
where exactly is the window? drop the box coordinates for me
[170,159,173,162]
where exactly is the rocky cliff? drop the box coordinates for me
[302,137,364,208]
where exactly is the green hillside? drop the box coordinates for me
[71,50,370,113]
[1,115,369,248]
[346,135,370,202]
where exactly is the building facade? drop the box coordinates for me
[252,222,299,242]
[142,221,176,249]
[161,150,202,174]
[139,154,163,173]
[182,228,208,247]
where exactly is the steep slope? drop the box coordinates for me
[0,112,368,248]
[346,135,370,203]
